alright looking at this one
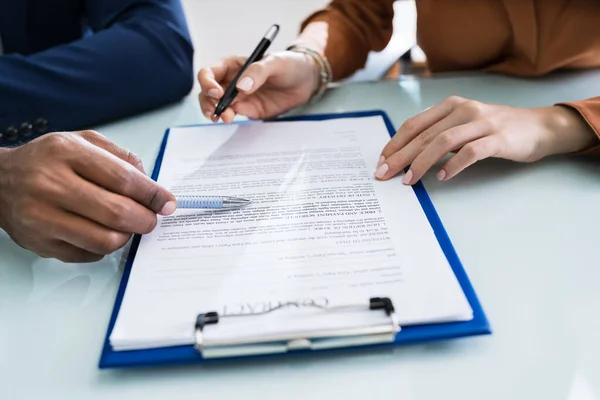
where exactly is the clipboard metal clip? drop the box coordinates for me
[194,297,400,359]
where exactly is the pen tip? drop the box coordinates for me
[214,105,224,119]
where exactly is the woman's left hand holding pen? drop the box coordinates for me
[198,52,320,123]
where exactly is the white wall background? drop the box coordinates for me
[181,0,329,71]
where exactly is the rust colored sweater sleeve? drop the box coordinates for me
[300,0,396,81]
[558,97,600,156]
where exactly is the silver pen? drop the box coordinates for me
[175,196,251,209]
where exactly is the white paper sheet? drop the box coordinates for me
[109,116,472,350]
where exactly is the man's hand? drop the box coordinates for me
[0,131,176,263]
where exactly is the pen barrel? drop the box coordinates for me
[215,36,274,116]
[176,196,223,209]
[220,39,270,103]
[245,38,271,65]
[231,40,269,86]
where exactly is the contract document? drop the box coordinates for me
[109,115,473,351]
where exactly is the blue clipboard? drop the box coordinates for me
[99,110,491,369]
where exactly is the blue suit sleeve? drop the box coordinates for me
[0,0,194,133]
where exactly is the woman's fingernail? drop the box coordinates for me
[207,89,220,99]
[204,111,212,119]
[237,77,254,92]
[376,156,385,168]
[160,201,177,216]
[436,169,446,180]
[374,163,389,179]
[402,170,413,185]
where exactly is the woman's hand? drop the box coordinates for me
[198,51,320,123]
[375,96,599,184]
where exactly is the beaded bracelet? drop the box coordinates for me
[287,45,333,103]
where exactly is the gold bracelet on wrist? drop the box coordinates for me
[287,45,332,103]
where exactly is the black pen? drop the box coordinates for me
[214,24,280,118]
